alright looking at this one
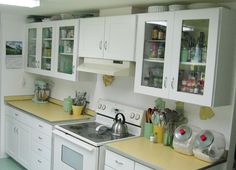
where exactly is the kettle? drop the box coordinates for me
[111,113,128,137]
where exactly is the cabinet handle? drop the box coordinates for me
[99,41,102,50]
[72,65,75,74]
[38,148,42,152]
[38,124,43,128]
[164,77,167,88]
[171,78,174,89]
[37,160,42,163]
[115,160,124,166]
[38,136,43,140]
[16,128,18,134]
[104,41,107,50]
[14,127,16,133]
[14,113,18,116]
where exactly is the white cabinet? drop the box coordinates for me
[135,163,154,170]
[5,114,31,169]
[105,150,156,170]
[5,106,52,170]
[79,15,137,61]
[25,19,79,81]
[134,8,235,106]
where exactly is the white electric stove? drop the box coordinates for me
[53,99,145,170]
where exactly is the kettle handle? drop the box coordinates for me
[115,113,126,124]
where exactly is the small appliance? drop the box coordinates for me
[193,130,226,163]
[32,80,50,103]
[173,124,200,155]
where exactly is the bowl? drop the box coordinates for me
[148,5,168,13]
[169,4,187,11]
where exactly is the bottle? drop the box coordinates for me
[152,26,158,40]
[193,42,201,62]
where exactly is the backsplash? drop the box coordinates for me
[38,74,234,148]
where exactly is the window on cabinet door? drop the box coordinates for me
[141,21,167,89]
[178,19,209,95]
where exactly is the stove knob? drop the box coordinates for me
[98,104,102,109]
[102,105,106,110]
[130,113,135,119]
[135,114,140,120]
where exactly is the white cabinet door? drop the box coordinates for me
[17,122,31,169]
[104,165,115,170]
[79,17,105,59]
[104,15,136,61]
[169,8,220,106]
[134,12,174,98]
[135,163,154,170]
[5,116,18,159]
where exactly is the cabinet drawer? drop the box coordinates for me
[105,150,134,170]
[31,152,50,170]
[32,131,51,149]
[32,118,52,137]
[32,140,51,161]
[135,162,154,170]
[6,106,32,126]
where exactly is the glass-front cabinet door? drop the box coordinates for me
[55,20,79,81]
[41,27,53,71]
[134,13,174,98]
[170,9,219,106]
[27,28,38,69]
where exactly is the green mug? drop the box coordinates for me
[64,96,72,113]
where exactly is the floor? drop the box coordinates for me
[0,158,25,170]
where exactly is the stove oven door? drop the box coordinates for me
[53,129,99,170]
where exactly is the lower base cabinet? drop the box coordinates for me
[5,105,52,170]
[105,150,154,170]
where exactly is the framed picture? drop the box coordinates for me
[5,41,23,69]
[6,41,22,55]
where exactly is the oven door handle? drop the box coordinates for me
[53,129,94,152]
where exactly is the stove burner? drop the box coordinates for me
[88,133,109,140]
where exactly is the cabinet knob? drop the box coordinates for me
[99,41,102,50]
[104,41,107,50]
[115,160,124,165]
[37,160,42,163]
[171,78,174,89]
[164,77,167,88]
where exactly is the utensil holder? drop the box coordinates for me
[144,123,153,139]
[63,98,72,113]
[72,105,84,116]
[153,125,164,143]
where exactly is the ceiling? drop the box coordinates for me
[0,0,235,16]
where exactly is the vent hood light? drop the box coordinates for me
[77,58,134,76]
[0,0,40,8]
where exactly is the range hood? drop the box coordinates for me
[77,58,134,76]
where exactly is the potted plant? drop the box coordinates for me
[72,91,87,115]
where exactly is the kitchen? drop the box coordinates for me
[0,0,236,170]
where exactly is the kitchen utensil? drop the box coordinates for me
[151,110,160,125]
[193,130,226,163]
[173,124,201,155]
[111,113,128,137]
[146,108,153,123]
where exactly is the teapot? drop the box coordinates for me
[111,113,128,137]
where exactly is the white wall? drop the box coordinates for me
[0,13,35,157]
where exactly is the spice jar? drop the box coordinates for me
[158,27,165,40]
[152,26,158,40]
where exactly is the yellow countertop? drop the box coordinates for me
[5,96,92,123]
[106,137,211,170]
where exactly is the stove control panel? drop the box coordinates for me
[96,99,145,126]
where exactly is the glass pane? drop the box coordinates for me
[178,19,209,95]
[27,28,37,68]
[61,145,83,170]
[58,26,74,74]
[41,27,52,70]
[141,21,167,88]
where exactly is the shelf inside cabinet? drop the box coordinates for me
[180,62,206,66]
[59,53,73,56]
[60,38,74,41]
[144,58,164,63]
[146,39,165,43]
[42,56,51,59]
[43,38,52,41]
[28,55,36,57]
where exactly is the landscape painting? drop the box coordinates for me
[6,41,22,55]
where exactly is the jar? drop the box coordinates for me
[143,77,149,86]
[157,44,165,58]
[180,47,188,62]
[152,26,158,40]
[158,28,165,40]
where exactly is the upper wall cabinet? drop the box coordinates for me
[79,15,137,61]
[25,19,79,81]
[134,8,236,107]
